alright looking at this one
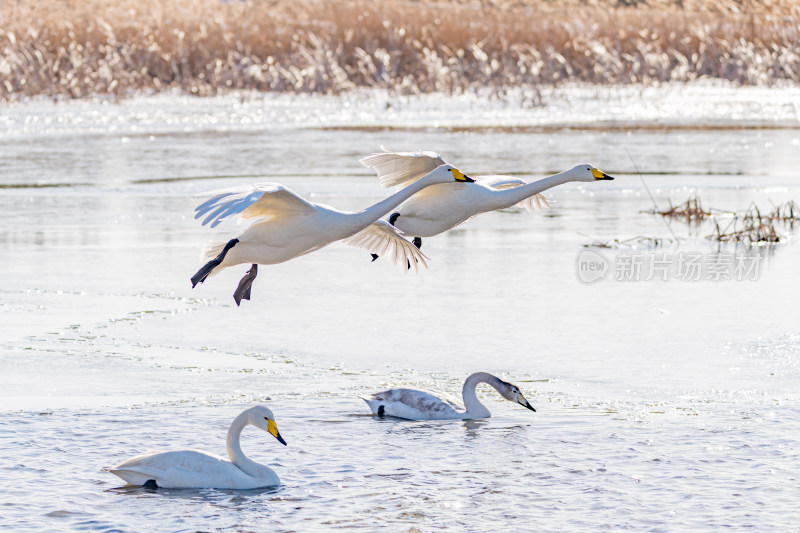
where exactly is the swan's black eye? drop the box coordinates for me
[264,417,269,420]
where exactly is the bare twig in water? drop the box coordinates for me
[634,196,797,247]
[581,234,673,249]
[766,200,800,223]
[706,204,784,245]
[643,195,712,223]
[625,147,681,246]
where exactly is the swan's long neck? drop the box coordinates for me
[226,411,263,477]
[490,171,576,209]
[461,372,504,418]
[346,176,441,231]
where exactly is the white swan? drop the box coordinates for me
[190,164,474,305]
[103,406,286,490]
[363,372,536,421]
[360,148,614,252]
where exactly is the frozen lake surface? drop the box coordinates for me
[1,84,800,531]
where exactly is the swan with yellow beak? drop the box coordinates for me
[103,406,287,489]
[361,148,614,254]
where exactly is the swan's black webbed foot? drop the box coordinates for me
[191,238,239,288]
[142,479,158,489]
[233,264,258,306]
[377,405,385,417]
[370,254,379,262]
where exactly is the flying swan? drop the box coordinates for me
[360,148,614,254]
[363,372,537,420]
[190,164,474,305]
[103,405,287,489]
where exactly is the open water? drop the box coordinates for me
[1,84,799,531]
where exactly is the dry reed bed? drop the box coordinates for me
[708,213,783,244]
[653,197,798,245]
[708,200,800,244]
[1,0,799,100]
[594,198,798,248]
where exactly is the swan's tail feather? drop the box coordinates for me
[105,468,158,486]
[360,396,383,415]
[200,241,226,264]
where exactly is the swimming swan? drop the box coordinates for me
[363,372,536,420]
[190,164,474,305]
[360,148,614,252]
[103,406,287,489]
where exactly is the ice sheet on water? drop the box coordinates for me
[2,83,799,142]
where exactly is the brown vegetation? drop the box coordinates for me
[583,235,672,249]
[757,200,800,223]
[644,195,713,223]
[596,197,797,248]
[1,0,799,100]
[707,215,783,244]
[706,200,800,244]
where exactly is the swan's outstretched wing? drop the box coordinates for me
[342,220,429,271]
[359,148,447,189]
[478,175,551,212]
[194,182,316,228]
[478,175,528,189]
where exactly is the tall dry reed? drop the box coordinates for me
[1,0,798,100]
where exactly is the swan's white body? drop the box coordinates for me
[104,406,286,489]
[190,164,473,303]
[363,372,536,421]
[194,183,428,272]
[360,149,613,238]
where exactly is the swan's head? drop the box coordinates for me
[568,164,615,182]
[248,405,287,446]
[424,164,475,185]
[498,380,536,412]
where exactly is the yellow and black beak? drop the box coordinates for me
[267,419,287,446]
[516,393,536,412]
[591,168,615,180]
[450,168,475,183]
